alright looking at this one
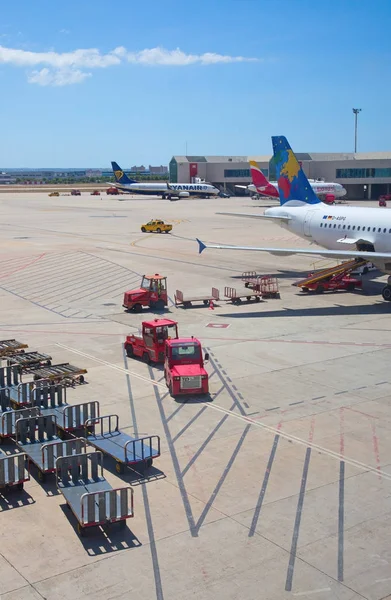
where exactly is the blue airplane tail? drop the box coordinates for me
[111,162,138,184]
[271,136,320,206]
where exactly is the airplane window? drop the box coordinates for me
[357,226,360,231]
[352,226,356,230]
[384,228,387,233]
[347,225,351,230]
[389,229,391,233]
[320,223,323,227]
[373,227,376,232]
[333,224,336,228]
[338,224,341,229]
[343,225,346,229]
[378,228,381,232]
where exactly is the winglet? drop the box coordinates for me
[196,238,207,254]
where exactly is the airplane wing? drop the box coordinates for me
[234,185,249,190]
[196,238,391,260]
[217,212,291,222]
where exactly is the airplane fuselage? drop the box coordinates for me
[115,182,219,197]
[248,181,346,199]
[266,204,391,273]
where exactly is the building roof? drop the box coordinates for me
[172,151,391,163]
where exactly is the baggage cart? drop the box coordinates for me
[0,407,40,443]
[32,363,87,386]
[56,451,134,536]
[242,273,280,298]
[0,451,29,492]
[224,286,262,305]
[6,382,45,410]
[85,414,160,474]
[0,339,28,358]
[0,387,12,415]
[7,352,52,372]
[174,287,219,308]
[0,366,21,390]
[15,414,87,482]
[32,384,99,436]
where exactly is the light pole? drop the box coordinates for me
[352,108,362,153]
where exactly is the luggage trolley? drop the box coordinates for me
[7,352,52,372]
[0,339,28,358]
[0,407,40,444]
[32,383,99,438]
[0,450,29,492]
[56,451,134,536]
[85,414,161,474]
[32,363,87,386]
[15,414,87,482]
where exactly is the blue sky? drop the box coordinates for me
[1,0,390,167]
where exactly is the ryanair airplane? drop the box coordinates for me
[111,162,219,200]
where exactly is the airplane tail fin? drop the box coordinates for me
[271,137,321,206]
[111,162,138,184]
[249,160,278,197]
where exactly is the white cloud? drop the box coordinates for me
[27,67,91,86]
[59,29,70,35]
[0,43,258,86]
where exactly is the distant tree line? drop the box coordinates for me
[13,173,169,185]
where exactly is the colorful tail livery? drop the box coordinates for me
[111,162,138,184]
[249,161,278,198]
[271,136,320,206]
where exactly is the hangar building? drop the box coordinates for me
[169,152,391,200]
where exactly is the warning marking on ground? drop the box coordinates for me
[206,323,230,329]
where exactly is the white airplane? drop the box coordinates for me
[236,160,347,202]
[111,162,219,199]
[197,136,391,302]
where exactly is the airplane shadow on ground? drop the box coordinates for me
[221,301,390,319]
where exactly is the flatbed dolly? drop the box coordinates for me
[174,287,219,308]
[224,286,261,305]
[0,451,29,492]
[7,352,52,372]
[84,415,160,474]
[241,273,280,298]
[32,384,99,437]
[15,414,87,482]
[0,407,40,443]
[32,363,87,386]
[56,451,134,536]
[0,340,28,358]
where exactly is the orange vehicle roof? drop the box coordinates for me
[144,273,166,280]
[143,318,177,328]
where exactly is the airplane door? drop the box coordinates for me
[304,211,315,237]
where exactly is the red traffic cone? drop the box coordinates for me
[209,299,214,310]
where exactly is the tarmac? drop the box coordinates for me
[0,191,390,600]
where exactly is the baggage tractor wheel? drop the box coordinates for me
[133,303,142,313]
[143,352,150,364]
[126,345,134,358]
[115,461,124,474]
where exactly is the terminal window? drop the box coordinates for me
[224,168,268,178]
[336,168,391,178]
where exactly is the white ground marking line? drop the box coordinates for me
[293,588,331,597]
[56,343,166,389]
[57,343,391,482]
[375,578,391,583]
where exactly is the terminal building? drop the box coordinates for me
[169,152,391,200]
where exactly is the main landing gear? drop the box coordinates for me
[382,277,391,301]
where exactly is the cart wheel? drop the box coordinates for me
[16,482,24,491]
[246,296,252,302]
[126,345,134,358]
[184,301,191,308]
[302,288,309,293]
[77,523,85,537]
[79,375,85,384]
[255,296,261,303]
[142,352,150,365]
[145,457,153,469]
[115,461,124,474]
[315,285,325,294]
[37,470,46,483]
[203,300,209,306]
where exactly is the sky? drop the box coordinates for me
[1,0,390,167]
